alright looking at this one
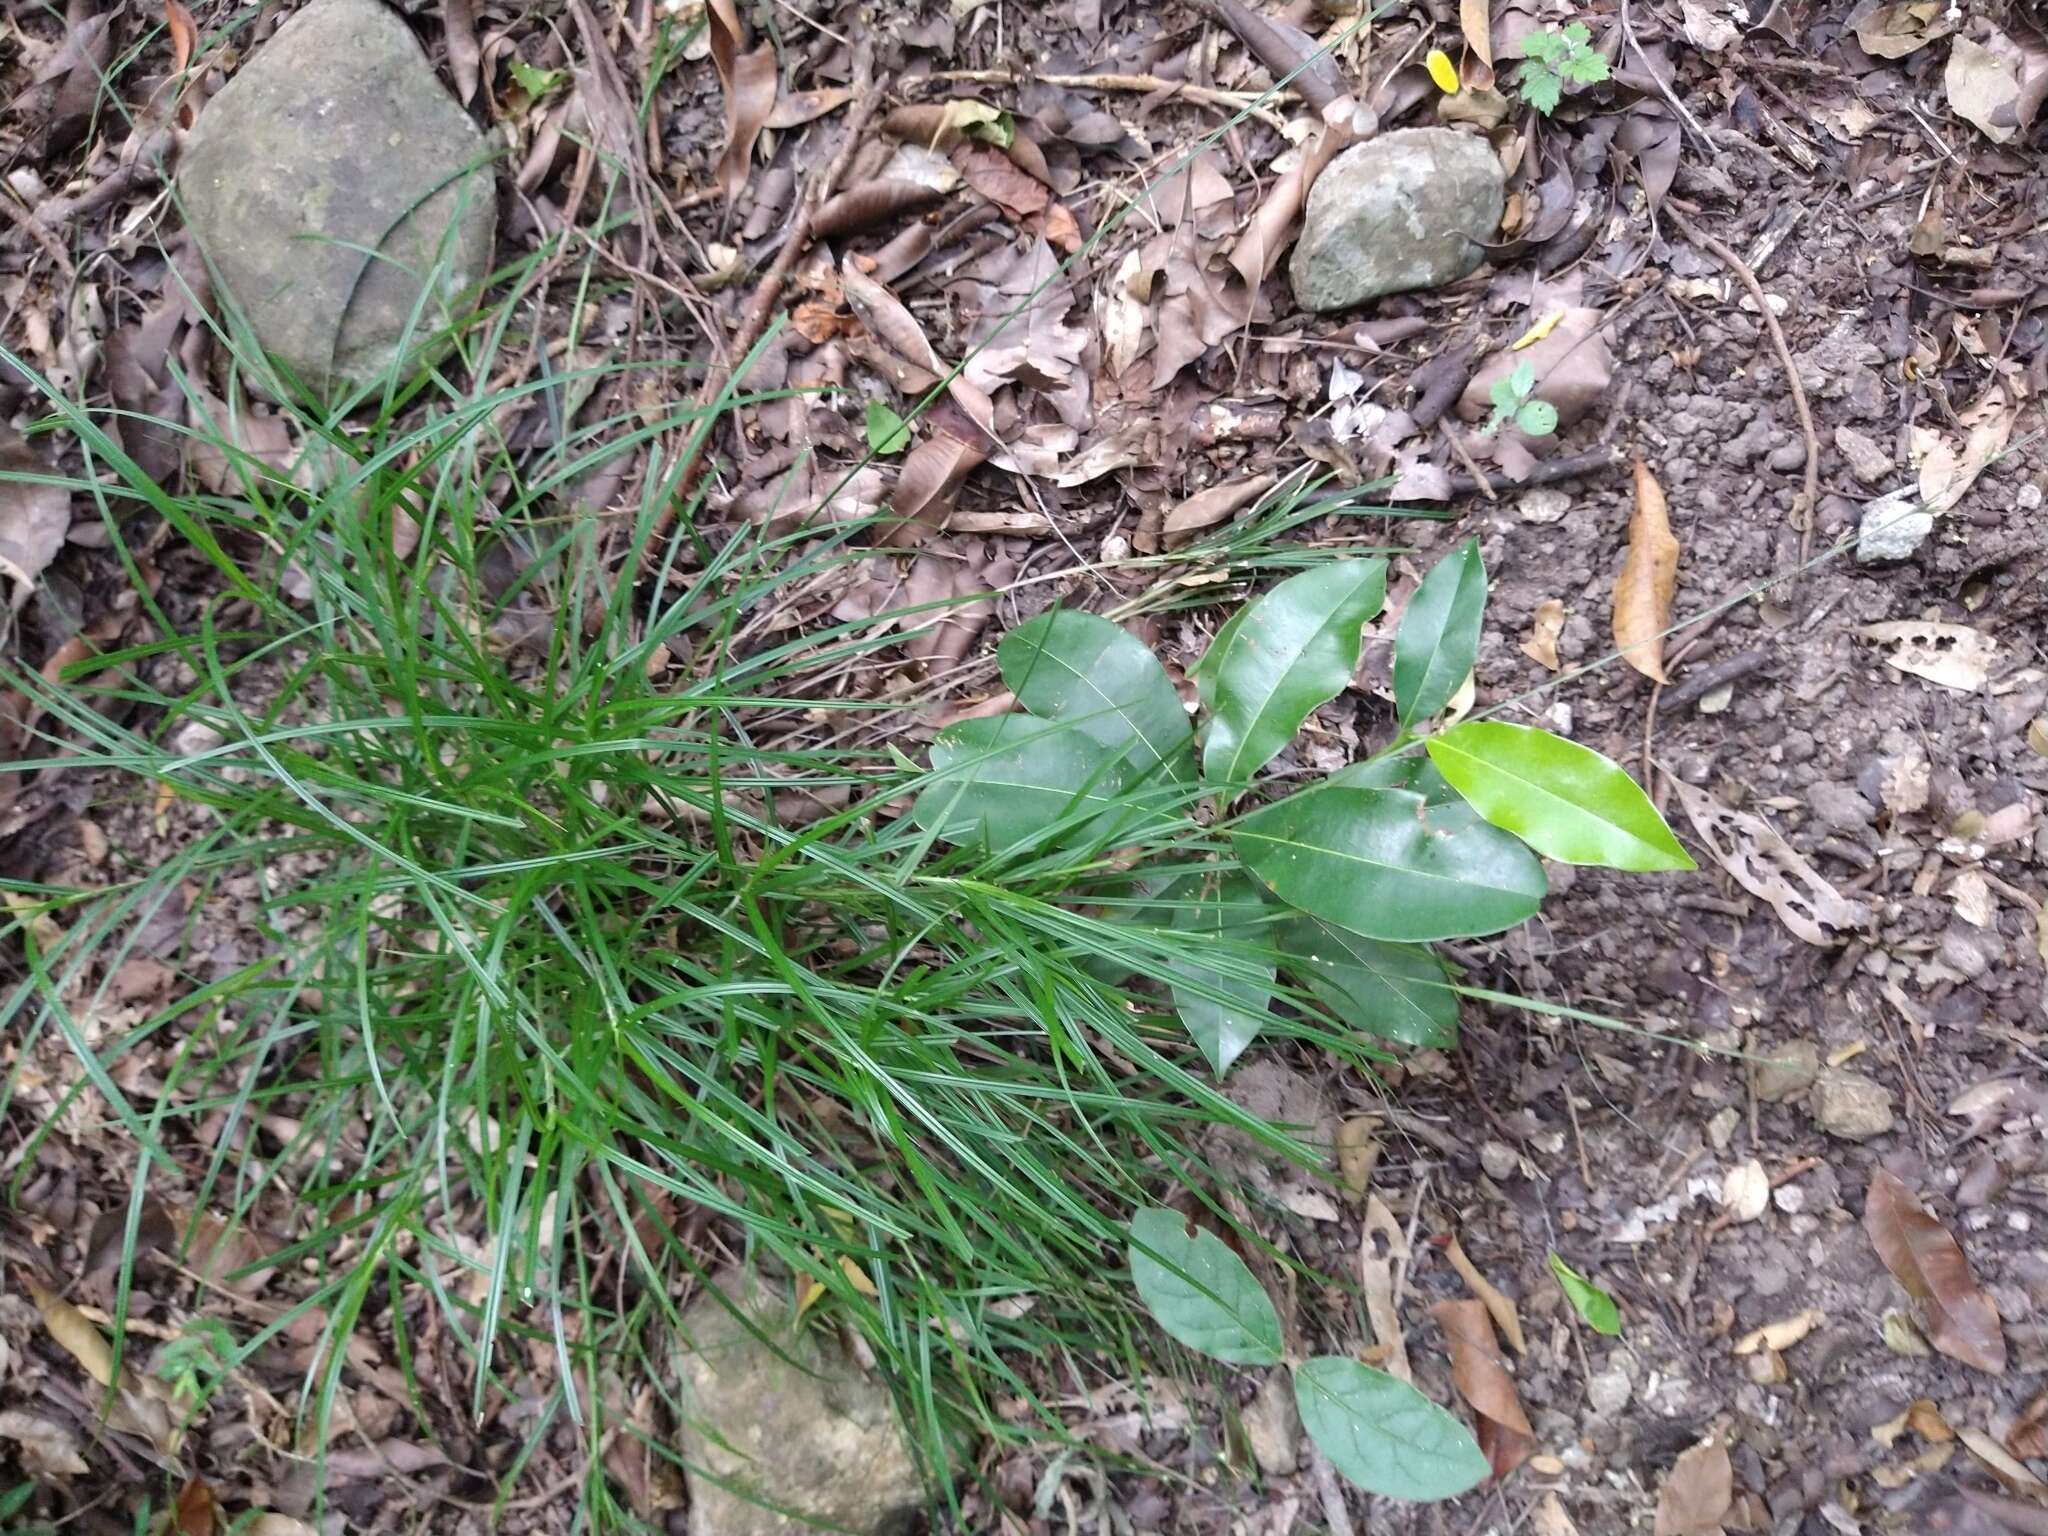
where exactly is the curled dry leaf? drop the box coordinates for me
[1336,1115,1381,1197]
[812,180,947,241]
[1460,0,1497,86]
[1655,1437,1732,1536]
[0,426,69,605]
[1521,598,1565,670]
[1733,1307,1823,1355]
[1864,1168,2006,1374]
[1615,460,1678,683]
[704,0,776,202]
[1443,1236,1526,1355]
[1430,1298,1532,1480]
[766,86,856,129]
[1918,385,2017,509]
[883,430,985,546]
[1229,99,1356,289]
[1532,1492,1583,1536]
[1666,776,1872,945]
[1959,1426,2048,1495]
[25,1280,178,1453]
[1857,620,1997,692]
[176,1477,218,1536]
[1850,0,1952,55]
[1358,1193,1412,1383]
[1162,474,1277,547]
[0,1410,88,1477]
[2009,1391,2048,1460]
[441,0,481,105]
[954,142,1049,217]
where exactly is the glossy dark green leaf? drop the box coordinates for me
[999,610,1193,785]
[1232,785,1545,941]
[912,714,1126,851]
[1280,918,1458,1047]
[1426,720,1694,871]
[1128,1207,1284,1365]
[1195,561,1388,787]
[1330,753,1458,804]
[1295,1356,1489,1500]
[1169,873,1274,1075]
[1548,1253,1622,1335]
[1394,539,1485,728]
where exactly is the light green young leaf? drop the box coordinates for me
[1128,1208,1284,1365]
[1548,1253,1622,1335]
[1232,785,1546,942]
[1196,560,1388,788]
[1394,539,1486,728]
[1294,1356,1489,1500]
[1169,873,1274,1075]
[1514,399,1558,437]
[999,610,1193,785]
[865,400,911,455]
[1425,720,1694,871]
[1280,918,1458,1047]
[912,714,1126,851]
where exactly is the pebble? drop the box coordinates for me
[1754,1040,1820,1103]
[1855,487,1933,563]
[1480,1139,1520,1180]
[1834,425,1896,484]
[1809,1069,1895,1140]
[1805,781,1874,833]
[1290,130,1505,312]
[1586,1360,1633,1416]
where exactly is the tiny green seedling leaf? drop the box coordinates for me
[1515,22,1608,115]
[1294,1356,1490,1499]
[1484,361,1544,436]
[1549,1252,1622,1335]
[1128,1208,1285,1365]
[865,400,911,455]
[507,57,568,100]
[1514,399,1558,437]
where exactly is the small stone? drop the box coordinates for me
[1480,1139,1519,1180]
[1290,129,1506,312]
[1243,1369,1301,1476]
[1809,1069,1895,1141]
[674,1269,932,1536]
[1806,781,1874,833]
[1753,1040,1820,1103]
[1586,1360,1633,1416]
[178,0,497,399]
[1518,488,1571,524]
[1834,426,1896,484]
[1855,487,1934,563]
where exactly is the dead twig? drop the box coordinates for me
[1665,203,1821,581]
[1445,445,1627,498]
[915,68,1294,130]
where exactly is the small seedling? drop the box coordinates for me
[865,398,911,455]
[153,1318,238,1416]
[1129,1208,1490,1500]
[1483,360,1558,438]
[1516,22,1610,115]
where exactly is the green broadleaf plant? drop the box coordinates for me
[1130,1209,1490,1500]
[1549,1252,1623,1335]
[865,399,912,455]
[1515,21,1610,116]
[1483,360,1558,438]
[917,548,1692,1087]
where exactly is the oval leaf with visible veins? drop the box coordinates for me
[1395,538,1485,727]
[1128,1208,1283,1365]
[912,714,1127,852]
[999,610,1193,786]
[1426,721,1694,871]
[1295,1355,1489,1500]
[1864,1168,2006,1374]
[1232,785,1546,941]
[1280,917,1459,1047]
[1196,561,1388,788]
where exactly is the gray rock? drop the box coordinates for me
[1806,781,1874,833]
[178,0,496,400]
[1753,1039,1820,1103]
[1856,486,1933,562]
[675,1269,931,1536]
[1289,130,1504,312]
[1834,426,1896,484]
[1809,1069,1895,1141]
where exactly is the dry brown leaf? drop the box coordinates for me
[1917,385,2017,510]
[1667,777,1872,945]
[1431,1299,1532,1480]
[28,1279,115,1386]
[1335,1114,1381,1198]
[1358,1194,1411,1383]
[176,1478,218,1536]
[884,431,985,546]
[1733,1307,1823,1355]
[1229,101,1354,289]
[1851,0,1952,56]
[165,0,198,76]
[704,0,774,202]
[880,99,1004,148]
[1162,474,1277,547]
[1960,1426,2048,1494]
[1521,598,1564,670]
[246,1519,320,1536]
[1655,1437,1733,1536]
[954,142,1049,217]
[1865,1168,2006,1374]
[1460,0,1497,87]
[1443,1236,1527,1355]
[1615,460,1677,683]
[0,1410,88,1477]
[1857,620,1997,691]
[766,86,856,129]
[0,426,69,604]
[1531,1492,1582,1536]
[2009,1391,2048,1459]
[1946,36,2022,142]
[442,0,481,104]
[813,180,947,241]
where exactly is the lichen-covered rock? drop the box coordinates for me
[1289,129,1504,313]
[1810,1069,1895,1140]
[178,0,496,399]
[675,1269,930,1536]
